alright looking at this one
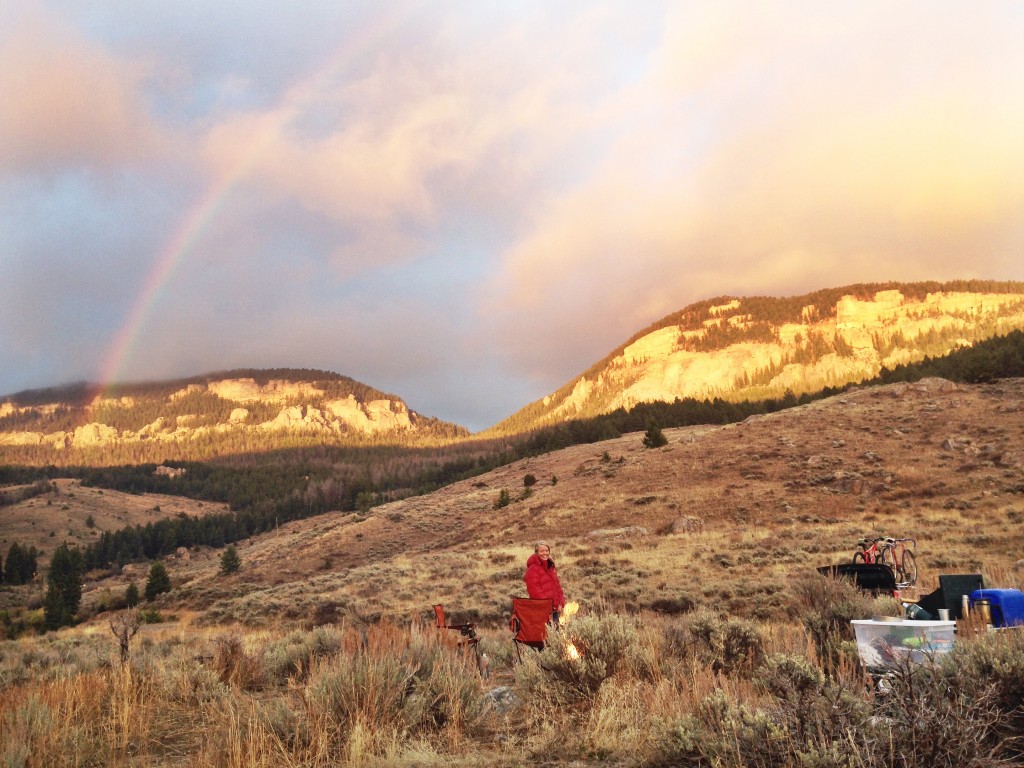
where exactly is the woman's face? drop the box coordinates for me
[536,545,550,562]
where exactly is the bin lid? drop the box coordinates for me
[851,619,955,626]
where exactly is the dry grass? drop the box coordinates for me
[3,589,1024,767]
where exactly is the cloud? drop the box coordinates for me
[0,7,166,175]
[187,3,632,277]
[479,2,1024,387]
[2,2,1023,432]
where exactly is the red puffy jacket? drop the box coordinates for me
[524,553,565,610]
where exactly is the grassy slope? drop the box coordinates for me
[77,375,1024,627]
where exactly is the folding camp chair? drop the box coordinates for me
[433,604,479,647]
[434,604,488,677]
[510,597,553,662]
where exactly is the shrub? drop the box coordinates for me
[938,629,1024,759]
[757,653,869,747]
[646,593,696,616]
[212,633,265,690]
[683,611,765,674]
[790,572,877,673]
[263,626,342,682]
[692,689,791,768]
[494,489,511,509]
[305,622,482,754]
[515,612,637,704]
[642,421,668,448]
[869,660,1004,768]
[402,628,483,739]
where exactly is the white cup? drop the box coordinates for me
[938,608,950,621]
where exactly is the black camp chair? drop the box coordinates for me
[433,604,488,677]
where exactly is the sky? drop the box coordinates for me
[2,2,1024,432]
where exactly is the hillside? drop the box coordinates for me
[67,375,1024,627]
[0,479,228,560]
[0,368,469,465]
[489,280,1024,435]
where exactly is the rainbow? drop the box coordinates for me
[91,2,419,408]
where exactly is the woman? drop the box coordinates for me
[524,541,566,624]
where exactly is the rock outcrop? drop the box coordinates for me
[0,375,423,451]
[497,287,1024,433]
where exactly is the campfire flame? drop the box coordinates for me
[559,601,581,660]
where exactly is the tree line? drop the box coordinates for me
[40,542,172,631]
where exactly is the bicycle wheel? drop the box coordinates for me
[898,550,917,586]
[879,546,898,581]
[852,551,867,564]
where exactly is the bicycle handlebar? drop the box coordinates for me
[857,536,915,547]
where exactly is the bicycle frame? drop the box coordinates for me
[854,536,917,586]
[855,537,885,564]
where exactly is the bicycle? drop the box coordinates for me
[853,536,917,586]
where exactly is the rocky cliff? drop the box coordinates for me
[491,282,1024,434]
[0,373,442,454]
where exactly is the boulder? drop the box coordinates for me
[483,686,518,714]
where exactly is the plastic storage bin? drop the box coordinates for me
[851,619,956,671]
[970,589,1024,627]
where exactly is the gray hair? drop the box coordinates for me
[534,541,550,552]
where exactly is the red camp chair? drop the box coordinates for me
[434,604,488,677]
[510,597,553,661]
[434,604,479,646]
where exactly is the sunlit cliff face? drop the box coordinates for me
[522,288,1024,432]
[0,378,418,452]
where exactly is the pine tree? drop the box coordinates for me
[23,546,38,584]
[125,582,140,607]
[219,545,241,575]
[43,543,84,630]
[44,584,68,631]
[4,543,24,585]
[144,562,171,601]
[642,421,668,449]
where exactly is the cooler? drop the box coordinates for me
[969,589,1024,628]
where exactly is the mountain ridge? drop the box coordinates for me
[4,280,1024,459]
[487,279,1024,435]
[0,368,468,462]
